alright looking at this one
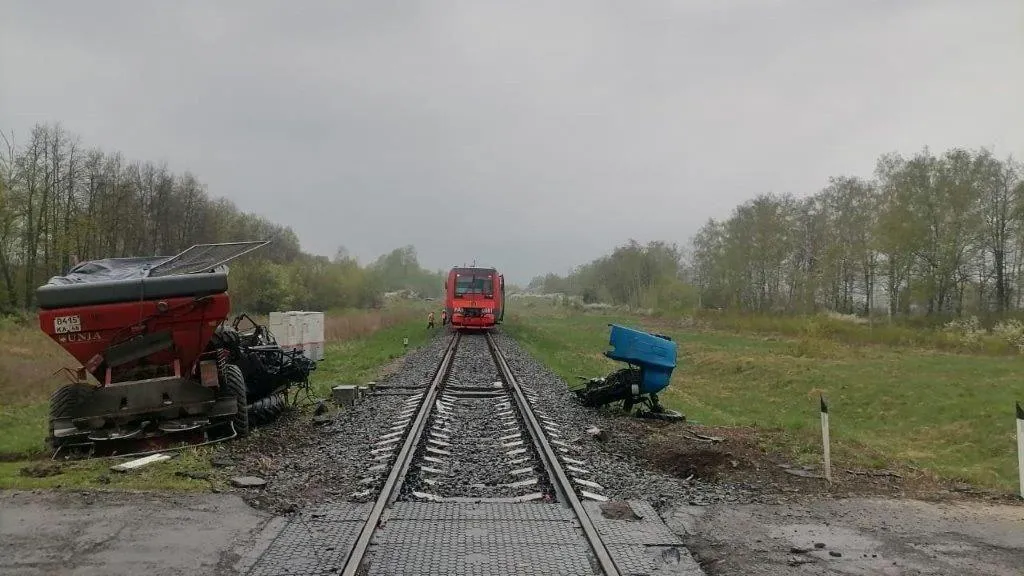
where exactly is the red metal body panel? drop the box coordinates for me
[38,293,231,384]
[444,266,504,330]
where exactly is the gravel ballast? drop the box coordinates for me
[229,327,766,515]
[399,334,552,501]
[223,334,452,513]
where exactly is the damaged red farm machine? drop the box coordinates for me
[37,242,317,459]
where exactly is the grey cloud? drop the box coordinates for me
[2,0,1022,284]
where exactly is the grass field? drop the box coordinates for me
[504,305,1024,492]
[0,302,438,490]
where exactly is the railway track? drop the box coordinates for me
[242,331,701,576]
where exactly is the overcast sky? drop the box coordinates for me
[2,1,1022,284]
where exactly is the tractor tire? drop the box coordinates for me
[47,383,92,449]
[248,393,286,426]
[221,363,249,437]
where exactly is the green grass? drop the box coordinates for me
[0,448,223,491]
[504,308,1024,492]
[309,316,435,397]
[694,311,1023,355]
[0,403,49,459]
[0,306,435,490]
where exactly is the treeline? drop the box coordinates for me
[229,245,443,314]
[528,240,697,313]
[0,122,440,314]
[692,147,1024,318]
[368,245,445,298]
[533,146,1024,322]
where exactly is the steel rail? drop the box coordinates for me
[339,332,461,576]
[484,332,622,576]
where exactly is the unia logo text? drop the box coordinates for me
[58,332,102,344]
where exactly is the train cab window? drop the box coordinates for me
[455,275,493,296]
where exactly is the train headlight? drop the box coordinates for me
[454,307,463,313]
[482,308,492,314]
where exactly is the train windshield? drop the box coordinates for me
[455,275,493,296]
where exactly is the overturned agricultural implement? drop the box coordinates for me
[37,242,316,459]
[574,324,684,421]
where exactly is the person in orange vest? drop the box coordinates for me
[427,311,435,329]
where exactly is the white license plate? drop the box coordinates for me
[54,315,82,334]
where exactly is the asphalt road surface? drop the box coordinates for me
[2,490,1021,575]
[668,496,1024,575]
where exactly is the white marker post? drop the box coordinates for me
[403,336,409,349]
[821,394,832,484]
[1017,402,1023,499]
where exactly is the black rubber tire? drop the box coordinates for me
[247,393,286,426]
[47,383,92,449]
[222,363,249,437]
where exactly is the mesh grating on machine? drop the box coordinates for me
[147,241,269,277]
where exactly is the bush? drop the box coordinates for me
[991,319,1024,352]
[0,313,32,331]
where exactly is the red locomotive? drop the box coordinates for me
[444,266,504,330]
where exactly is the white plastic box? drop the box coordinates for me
[268,311,325,361]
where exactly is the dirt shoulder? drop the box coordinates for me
[592,415,1020,505]
[591,415,1024,574]
[667,496,1024,575]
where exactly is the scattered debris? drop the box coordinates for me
[784,468,825,479]
[312,414,333,425]
[829,550,842,557]
[110,453,172,472]
[19,463,63,478]
[175,470,211,480]
[814,542,826,549]
[658,547,683,565]
[788,556,816,566]
[211,457,235,468]
[586,426,609,442]
[845,468,902,479]
[231,476,268,488]
[790,546,812,554]
[599,500,642,521]
[682,431,724,443]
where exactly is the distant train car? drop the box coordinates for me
[444,266,504,330]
